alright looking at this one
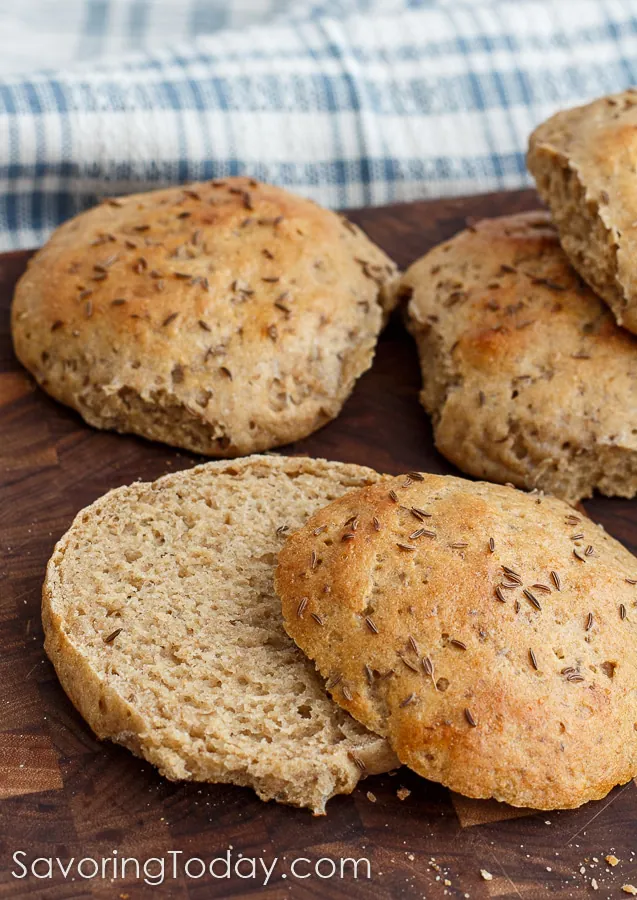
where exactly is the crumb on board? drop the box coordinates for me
[622,886,637,896]
[481,869,493,881]
[397,787,411,801]
[366,791,377,803]
[606,855,619,866]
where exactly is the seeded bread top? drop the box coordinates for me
[276,471,637,810]
[402,211,637,504]
[12,178,397,456]
[528,90,637,334]
[43,455,397,813]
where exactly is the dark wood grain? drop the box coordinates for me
[1,188,636,899]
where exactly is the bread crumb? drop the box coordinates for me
[366,791,377,803]
[407,853,415,861]
[591,878,598,891]
[606,855,619,866]
[480,870,493,881]
[444,879,451,886]
[397,787,411,801]
[622,886,637,896]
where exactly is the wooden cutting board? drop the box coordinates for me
[1,188,636,900]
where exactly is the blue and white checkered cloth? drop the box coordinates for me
[2,0,637,250]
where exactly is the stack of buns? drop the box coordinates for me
[400,90,637,505]
[12,94,637,814]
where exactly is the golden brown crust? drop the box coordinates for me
[12,178,397,456]
[528,90,637,334]
[43,455,398,814]
[276,472,637,809]
[402,211,637,504]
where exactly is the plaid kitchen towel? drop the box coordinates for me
[2,0,637,250]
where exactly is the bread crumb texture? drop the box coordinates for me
[276,472,637,809]
[43,455,397,813]
[528,89,637,335]
[12,178,397,456]
[402,211,637,504]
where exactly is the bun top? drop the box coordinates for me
[12,177,397,455]
[402,211,637,503]
[528,90,637,332]
[276,471,637,809]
